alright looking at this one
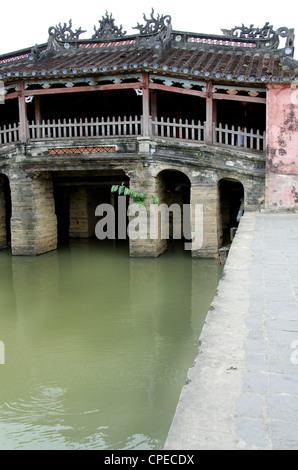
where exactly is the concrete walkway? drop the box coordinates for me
[164,212,298,450]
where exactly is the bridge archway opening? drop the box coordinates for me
[156,169,191,253]
[218,178,244,247]
[0,174,11,250]
[52,170,130,247]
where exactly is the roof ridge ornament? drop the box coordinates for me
[48,19,87,42]
[133,8,172,36]
[221,22,295,55]
[133,9,172,58]
[29,19,86,62]
[92,11,127,39]
[228,22,277,39]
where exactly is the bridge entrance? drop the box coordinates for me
[218,178,244,247]
[52,170,129,246]
[157,169,191,251]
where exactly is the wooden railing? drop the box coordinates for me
[0,122,19,145]
[213,123,266,151]
[151,117,205,142]
[28,115,142,140]
[0,115,265,152]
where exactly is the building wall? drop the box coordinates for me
[0,176,7,249]
[69,187,95,238]
[266,84,298,209]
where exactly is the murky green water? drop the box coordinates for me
[0,240,222,450]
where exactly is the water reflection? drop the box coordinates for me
[0,240,222,449]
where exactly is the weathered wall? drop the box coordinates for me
[69,187,94,238]
[128,165,167,257]
[266,84,298,209]
[9,170,57,255]
[0,175,7,249]
[190,170,218,258]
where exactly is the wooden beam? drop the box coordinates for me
[149,82,206,99]
[23,82,143,97]
[213,92,266,104]
[148,82,266,104]
[21,80,265,104]
[2,91,18,101]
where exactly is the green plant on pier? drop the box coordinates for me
[111,182,160,207]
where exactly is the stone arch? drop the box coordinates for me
[52,169,130,245]
[128,164,193,257]
[0,173,11,249]
[217,177,244,247]
[150,163,192,181]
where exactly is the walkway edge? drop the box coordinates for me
[164,212,257,450]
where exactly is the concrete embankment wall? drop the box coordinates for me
[165,210,298,450]
[164,212,256,449]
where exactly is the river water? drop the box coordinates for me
[0,240,222,450]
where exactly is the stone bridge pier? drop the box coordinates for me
[128,166,167,258]
[8,170,57,256]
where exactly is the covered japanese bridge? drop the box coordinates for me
[0,11,297,256]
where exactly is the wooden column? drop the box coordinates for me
[150,90,157,136]
[205,81,214,145]
[151,91,157,120]
[142,72,151,137]
[212,99,217,127]
[35,96,42,123]
[18,82,28,142]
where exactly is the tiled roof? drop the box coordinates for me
[0,13,297,85]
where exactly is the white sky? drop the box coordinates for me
[1,0,297,58]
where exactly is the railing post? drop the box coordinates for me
[212,122,216,144]
[18,81,28,143]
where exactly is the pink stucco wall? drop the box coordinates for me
[265,83,298,208]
